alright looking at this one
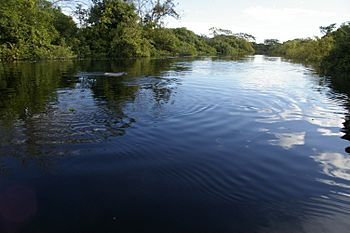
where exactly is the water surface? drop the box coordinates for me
[0,56,350,233]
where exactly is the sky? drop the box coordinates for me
[164,0,350,43]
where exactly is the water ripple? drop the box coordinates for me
[1,56,350,232]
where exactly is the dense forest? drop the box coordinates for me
[0,0,349,78]
[0,0,254,60]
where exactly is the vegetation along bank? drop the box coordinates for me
[0,0,349,79]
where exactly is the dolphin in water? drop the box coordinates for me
[103,72,128,77]
[77,72,128,77]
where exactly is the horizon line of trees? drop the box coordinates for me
[0,0,255,61]
[1,0,350,79]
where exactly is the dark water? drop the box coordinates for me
[0,56,350,233]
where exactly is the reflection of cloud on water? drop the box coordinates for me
[313,152,350,181]
[305,108,344,128]
[269,132,306,150]
[316,179,350,189]
[317,128,344,137]
[297,152,350,233]
[312,151,350,202]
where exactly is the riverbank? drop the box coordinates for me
[253,22,350,79]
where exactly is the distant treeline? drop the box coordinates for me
[0,0,254,60]
[253,23,350,78]
[1,0,349,79]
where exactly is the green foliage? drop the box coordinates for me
[274,37,334,65]
[51,7,78,47]
[0,0,75,60]
[78,0,152,58]
[142,27,220,57]
[257,23,350,79]
[206,28,255,56]
[125,0,179,26]
[1,0,348,72]
[321,23,350,77]
[209,35,255,56]
[144,27,179,56]
[172,28,216,55]
[320,23,337,36]
[253,39,282,55]
[144,27,217,57]
[0,0,255,60]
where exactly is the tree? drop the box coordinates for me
[235,33,256,42]
[0,0,74,60]
[48,0,89,12]
[321,23,350,77]
[209,35,254,56]
[51,7,78,46]
[264,39,280,46]
[125,0,179,26]
[0,0,256,59]
[209,27,233,37]
[320,23,337,36]
[73,4,89,27]
[80,0,152,57]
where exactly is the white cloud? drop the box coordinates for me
[243,6,335,22]
[166,1,350,42]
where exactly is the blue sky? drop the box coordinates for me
[165,0,350,42]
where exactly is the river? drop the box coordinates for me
[0,56,350,233]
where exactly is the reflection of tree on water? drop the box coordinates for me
[0,58,188,170]
[0,61,74,123]
[324,75,350,149]
[0,62,74,171]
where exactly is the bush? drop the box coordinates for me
[321,23,350,77]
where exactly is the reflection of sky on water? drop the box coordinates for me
[306,152,350,233]
[317,128,344,137]
[304,104,345,128]
[2,57,350,233]
[313,152,350,182]
[225,57,348,142]
[269,132,306,150]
